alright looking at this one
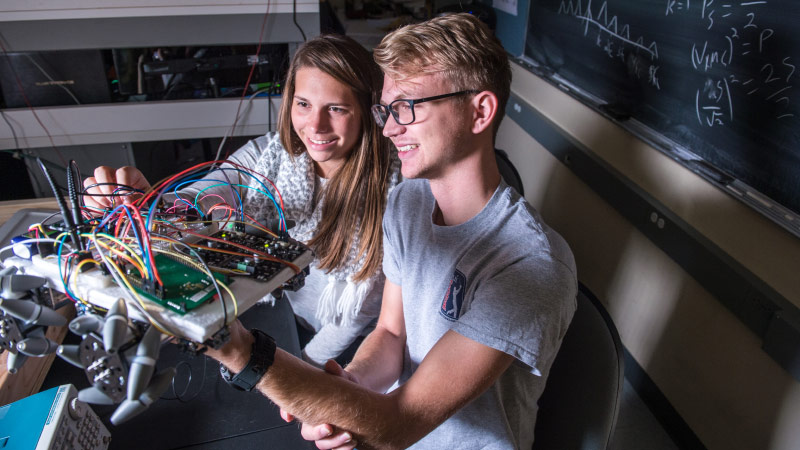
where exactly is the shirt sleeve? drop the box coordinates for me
[451,255,577,376]
[381,181,407,286]
[302,312,376,365]
[167,134,280,214]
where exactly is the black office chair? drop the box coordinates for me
[532,283,625,450]
[495,148,524,196]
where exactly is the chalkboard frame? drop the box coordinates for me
[516,0,800,239]
[504,84,800,382]
[512,53,800,238]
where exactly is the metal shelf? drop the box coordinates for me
[0,1,320,51]
[0,2,314,150]
[0,97,282,150]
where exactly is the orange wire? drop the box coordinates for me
[159,222,300,274]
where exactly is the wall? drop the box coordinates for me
[498,62,800,450]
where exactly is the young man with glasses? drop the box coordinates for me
[207,13,577,449]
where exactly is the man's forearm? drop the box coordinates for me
[263,350,397,435]
[345,325,406,393]
[206,322,410,450]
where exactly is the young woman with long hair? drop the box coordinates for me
[84,34,401,366]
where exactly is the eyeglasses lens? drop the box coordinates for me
[371,105,388,127]
[371,100,416,127]
[391,100,414,126]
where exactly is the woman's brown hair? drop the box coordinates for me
[278,34,392,282]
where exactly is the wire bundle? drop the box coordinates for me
[3,159,298,339]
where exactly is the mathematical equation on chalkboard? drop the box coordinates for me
[556,0,794,127]
[525,0,800,229]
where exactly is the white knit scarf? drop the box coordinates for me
[243,134,400,327]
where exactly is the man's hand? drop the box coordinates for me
[83,166,151,211]
[204,319,254,374]
[280,359,359,450]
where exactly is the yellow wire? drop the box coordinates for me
[48,202,264,335]
[92,239,146,279]
[29,223,49,236]
[92,233,174,337]
[218,280,237,324]
[150,244,239,319]
[84,232,147,277]
[76,258,98,270]
[66,258,98,307]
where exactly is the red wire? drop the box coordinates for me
[159,222,300,274]
[140,159,284,214]
[129,205,163,285]
[223,0,274,159]
[0,40,68,166]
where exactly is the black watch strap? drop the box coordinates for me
[219,329,276,392]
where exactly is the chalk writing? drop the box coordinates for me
[553,0,793,122]
[666,0,690,15]
[559,0,661,89]
[675,0,793,123]
[691,38,733,71]
[696,77,733,126]
[527,0,800,219]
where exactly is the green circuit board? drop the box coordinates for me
[126,254,227,315]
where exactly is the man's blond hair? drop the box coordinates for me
[374,13,511,136]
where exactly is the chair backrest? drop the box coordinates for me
[495,148,525,197]
[532,283,624,450]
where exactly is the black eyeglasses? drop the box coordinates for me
[371,90,479,127]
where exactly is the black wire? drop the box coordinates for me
[37,157,81,250]
[160,358,207,403]
[293,0,308,42]
[81,182,143,197]
[16,153,70,196]
[41,211,62,225]
[268,90,273,133]
[66,160,85,241]
[0,111,20,150]
[162,80,194,101]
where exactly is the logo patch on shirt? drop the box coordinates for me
[440,269,466,321]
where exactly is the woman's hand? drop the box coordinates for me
[83,166,151,212]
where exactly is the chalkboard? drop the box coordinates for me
[524,0,800,226]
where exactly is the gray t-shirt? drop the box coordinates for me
[383,179,577,449]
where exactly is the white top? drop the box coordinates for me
[173,132,401,365]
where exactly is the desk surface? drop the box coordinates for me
[1,207,314,450]
[41,300,313,450]
[0,198,60,225]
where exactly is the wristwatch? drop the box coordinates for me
[219,329,276,391]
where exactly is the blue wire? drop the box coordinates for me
[56,234,80,301]
[98,204,152,280]
[213,167,286,231]
[172,175,244,222]
[162,167,286,231]
[143,168,222,230]
[194,183,285,230]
